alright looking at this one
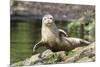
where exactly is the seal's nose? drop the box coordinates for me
[47,19,50,23]
[48,18,53,23]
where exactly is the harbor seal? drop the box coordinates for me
[33,14,90,52]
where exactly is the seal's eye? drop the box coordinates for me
[49,17,52,19]
[43,18,46,20]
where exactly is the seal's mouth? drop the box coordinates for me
[46,22,52,26]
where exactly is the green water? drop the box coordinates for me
[10,21,40,64]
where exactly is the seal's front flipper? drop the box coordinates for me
[33,40,44,52]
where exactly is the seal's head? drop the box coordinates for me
[42,14,54,26]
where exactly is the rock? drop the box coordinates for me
[23,54,42,65]
[40,49,58,64]
[11,53,42,67]
[11,42,95,66]
[76,56,95,63]
[41,49,54,59]
[56,51,67,61]
[11,61,24,67]
[64,42,95,63]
